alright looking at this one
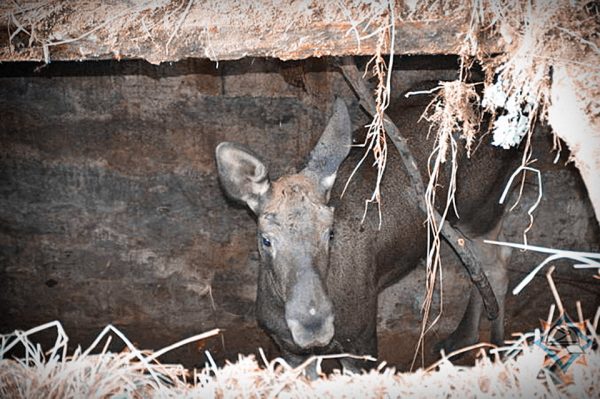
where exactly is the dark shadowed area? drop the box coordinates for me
[1,57,598,369]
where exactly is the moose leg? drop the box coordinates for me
[282,351,319,380]
[436,285,483,354]
[326,249,380,374]
[482,234,510,348]
[438,268,508,353]
[334,291,379,374]
[489,266,508,347]
[338,332,378,374]
[436,234,511,354]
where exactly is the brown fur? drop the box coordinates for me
[216,98,517,374]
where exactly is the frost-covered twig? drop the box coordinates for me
[484,239,600,295]
[499,165,542,246]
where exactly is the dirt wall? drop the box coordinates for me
[0,57,597,369]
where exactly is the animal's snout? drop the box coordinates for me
[284,265,335,349]
[286,306,334,349]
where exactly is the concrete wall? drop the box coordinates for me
[1,57,597,369]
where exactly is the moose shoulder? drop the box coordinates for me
[215,98,513,372]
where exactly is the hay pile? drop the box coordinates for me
[2,303,598,398]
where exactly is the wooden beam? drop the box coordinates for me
[0,1,502,64]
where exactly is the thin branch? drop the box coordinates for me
[404,85,443,97]
[499,165,542,246]
[545,266,564,315]
[166,0,194,55]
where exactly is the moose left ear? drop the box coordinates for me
[301,98,352,200]
[215,142,270,214]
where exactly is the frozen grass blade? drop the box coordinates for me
[499,166,543,246]
[484,239,600,295]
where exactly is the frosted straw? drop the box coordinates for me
[484,239,600,295]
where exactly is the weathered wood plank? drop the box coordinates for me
[0,1,502,63]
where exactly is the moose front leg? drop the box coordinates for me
[437,268,508,353]
[280,350,320,380]
[489,274,508,347]
[334,292,379,374]
[436,231,511,354]
[435,285,483,354]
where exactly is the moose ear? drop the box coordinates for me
[215,142,270,214]
[302,98,352,199]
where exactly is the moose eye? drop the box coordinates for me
[261,235,272,247]
[329,229,334,240]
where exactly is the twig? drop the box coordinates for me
[146,328,220,361]
[340,2,395,230]
[557,26,600,56]
[427,342,497,372]
[586,320,599,344]
[166,0,194,55]
[336,0,362,51]
[531,54,600,70]
[499,165,542,246]
[141,16,156,44]
[9,13,31,41]
[545,266,564,315]
[404,85,443,97]
[484,240,600,259]
[576,300,584,325]
[40,3,151,63]
[484,239,600,295]
[545,304,556,333]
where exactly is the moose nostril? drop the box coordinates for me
[305,318,323,332]
[286,314,335,349]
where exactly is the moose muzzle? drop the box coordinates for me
[284,270,335,349]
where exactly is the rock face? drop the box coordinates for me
[1,57,598,368]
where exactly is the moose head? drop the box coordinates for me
[215,99,352,350]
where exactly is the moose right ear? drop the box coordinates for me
[301,98,352,200]
[215,142,270,214]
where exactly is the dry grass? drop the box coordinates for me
[475,0,599,196]
[2,297,598,398]
[342,0,396,229]
[1,0,403,64]
[4,0,175,63]
[409,79,483,367]
[0,322,219,398]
